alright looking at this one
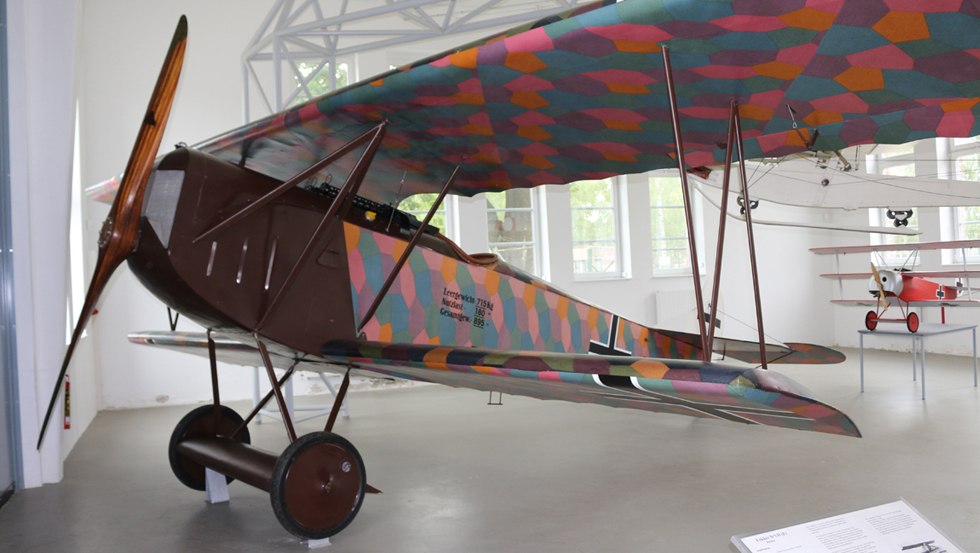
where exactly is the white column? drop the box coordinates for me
[7,0,82,486]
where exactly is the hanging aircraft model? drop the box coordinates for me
[812,240,980,332]
[40,0,979,542]
[691,148,980,236]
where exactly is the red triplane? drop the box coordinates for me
[813,240,980,333]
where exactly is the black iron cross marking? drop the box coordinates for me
[936,287,945,300]
[589,315,632,356]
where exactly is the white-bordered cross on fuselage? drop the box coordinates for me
[589,315,632,356]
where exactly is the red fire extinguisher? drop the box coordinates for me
[64,373,71,430]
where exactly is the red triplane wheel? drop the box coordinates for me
[169,407,366,540]
[907,311,920,333]
[864,310,878,331]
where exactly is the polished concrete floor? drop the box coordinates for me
[1,347,978,552]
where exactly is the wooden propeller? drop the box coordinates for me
[37,16,187,449]
[870,262,889,310]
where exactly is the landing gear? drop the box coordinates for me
[737,195,759,215]
[166,332,370,540]
[270,431,367,539]
[885,209,913,227]
[169,404,250,490]
[865,310,878,331]
[907,311,920,333]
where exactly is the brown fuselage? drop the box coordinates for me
[129,147,361,355]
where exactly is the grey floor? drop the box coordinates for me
[1,347,978,552]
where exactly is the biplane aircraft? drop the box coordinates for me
[41,0,980,541]
[691,150,980,235]
[812,240,980,332]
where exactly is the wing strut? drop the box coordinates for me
[357,165,461,332]
[192,122,388,244]
[662,45,708,363]
[733,104,769,369]
[662,48,769,368]
[256,122,387,331]
[255,334,298,443]
[705,101,737,356]
[232,360,298,440]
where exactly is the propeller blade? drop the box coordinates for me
[870,262,889,310]
[37,16,187,449]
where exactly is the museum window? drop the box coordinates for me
[485,188,539,275]
[867,143,919,267]
[570,177,625,279]
[649,174,699,274]
[944,137,980,264]
[398,193,454,241]
[291,61,349,104]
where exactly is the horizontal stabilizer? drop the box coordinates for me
[652,329,845,365]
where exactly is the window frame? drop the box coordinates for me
[942,137,980,265]
[397,193,456,243]
[649,173,703,277]
[569,176,627,281]
[485,188,541,276]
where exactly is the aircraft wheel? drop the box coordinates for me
[168,404,250,491]
[865,310,878,331]
[270,431,366,539]
[907,312,920,333]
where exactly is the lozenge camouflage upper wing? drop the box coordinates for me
[192,0,978,205]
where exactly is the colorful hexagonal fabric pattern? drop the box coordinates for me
[199,0,979,205]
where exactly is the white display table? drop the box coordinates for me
[858,323,978,400]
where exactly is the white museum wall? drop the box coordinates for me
[6,0,93,486]
[78,0,282,411]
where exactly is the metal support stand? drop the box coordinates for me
[859,324,978,400]
[306,537,331,549]
[487,391,503,405]
[859,332,864,392]
[251,371,350,425]
[204,468,230,504]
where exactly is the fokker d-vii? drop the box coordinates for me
[42,0,979,541]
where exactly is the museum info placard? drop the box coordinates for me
[732,499,964,553]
